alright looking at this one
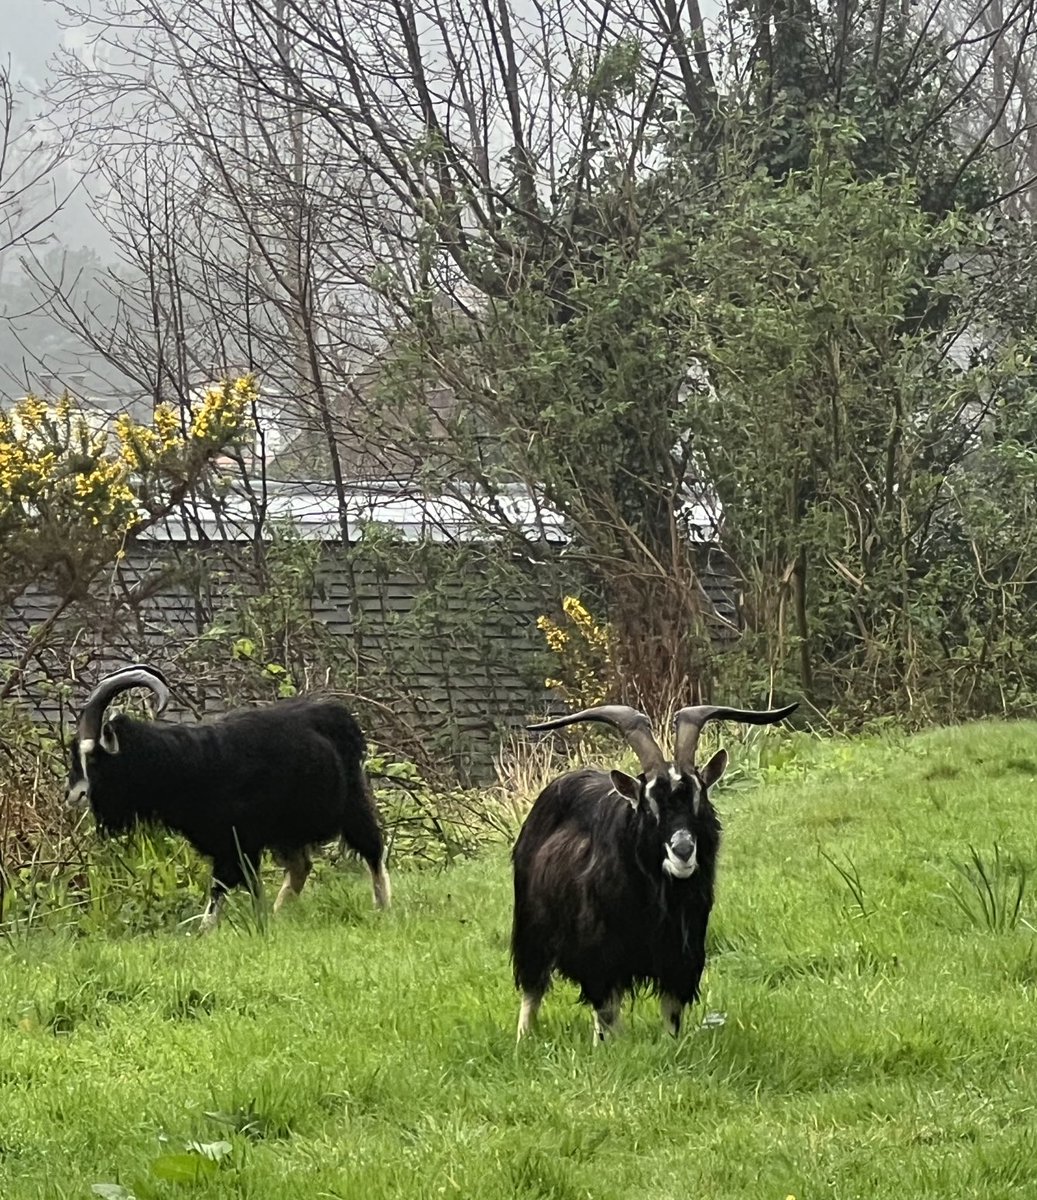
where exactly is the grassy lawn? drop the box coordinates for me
[2,720,1037,1199]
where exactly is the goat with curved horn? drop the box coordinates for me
[527,705,666,775]
[77,664,171,746]
[673,702,799,776]
[67,664,390,930]
[513,696,798,1043]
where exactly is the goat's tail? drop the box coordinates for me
[305,700,368,763]
[310,701,390,908]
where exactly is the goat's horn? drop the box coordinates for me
[528,705,667,775]
[673,702,798,773]
[77,664,171,744]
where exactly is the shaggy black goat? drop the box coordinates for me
[67,664,391,931]
[512,701,797,1041]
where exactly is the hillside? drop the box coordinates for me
[1,721,1036,1199]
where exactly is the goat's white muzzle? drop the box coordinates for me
[662,832,697,879]
[66,780,90,807]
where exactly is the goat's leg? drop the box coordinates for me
[199,849,261,933]
[198,879,228,935]
[273,849,312,912]
[368,849,392,911]
[660,993,684,1038]
[512,924,551,1041]
[516,989,544,1041]
[339,774,391,910]
[591,993,621,1043]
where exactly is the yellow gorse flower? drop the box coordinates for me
[189,375,254,444]
[153,403,182,451]
[562,595,610,652]
[536,614,570,655]
[537,595,614,708]
[0,374,257,532]
[16,395,48,427]
[115,413,164,470]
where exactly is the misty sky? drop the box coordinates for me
[6,0,65,86]
[4,0,109,271]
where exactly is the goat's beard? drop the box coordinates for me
[66,779,89,807]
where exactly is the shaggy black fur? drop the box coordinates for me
[68,697,386,917]
[512,766,722,1038]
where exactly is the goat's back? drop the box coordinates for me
[223,697,367,762]
[98,697,371,854]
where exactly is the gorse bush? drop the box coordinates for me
[1,377,252,540]
[0,376,257,716]
[536,595,614,708]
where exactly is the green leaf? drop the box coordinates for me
[231,637,256,659]
[149,1152,218,1182]
[91,1186,136,1200]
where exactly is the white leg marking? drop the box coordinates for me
[516,992,542,1041]
[273,877,295,913]
[198,895,223,935]
[592,994,621,1043]
[273,855,311,913]
[661,993,683,1038]
[371,862,392,910]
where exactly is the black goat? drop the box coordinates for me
[511,701,797,1041]
[67,664,391,931]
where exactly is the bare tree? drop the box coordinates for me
[936,0,1037,214]
[38,0,1037,711]
[0,58,86,395]
[0,62,77,265]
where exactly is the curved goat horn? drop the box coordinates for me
[77,664,171,744]
[673,702,798,774]
[528,704,667,775]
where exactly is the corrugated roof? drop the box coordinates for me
[144,479,721,544]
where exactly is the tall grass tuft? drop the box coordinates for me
[946,843,1030,932]
[820,849,870,919]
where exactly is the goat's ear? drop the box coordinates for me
[610,770,642,809]
[99,722,120,756]
[699,749,728,789]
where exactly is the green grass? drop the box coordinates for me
[3,719,1037,1199]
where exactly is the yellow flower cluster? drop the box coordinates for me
[115,413,162,470]
[0,398,61,499]
[536,613,568,655]
[189,375,254,444]
[0,441,53,495]
[16,396,48,426]
[115,401,188,470]
[1,374,257,536]
[73,457,138,527]
[114,375,255,473]
[537,595,614,708]
[154,403,182,451]
[561,595,610,652]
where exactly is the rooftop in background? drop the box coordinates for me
[145,478,722,545]
[2,389,722,545]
